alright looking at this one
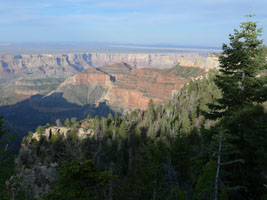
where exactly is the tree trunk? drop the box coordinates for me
[153,176,157,200]
[168,155,172,182]
[109,165,113,200]
[214,130,223,200]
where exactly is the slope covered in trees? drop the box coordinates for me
[8,71,221,199]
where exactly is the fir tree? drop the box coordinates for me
[204,15,267,199]
[0,116,13,199]
[43,159,113,200]
[208,14,267,120]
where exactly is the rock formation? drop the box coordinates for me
[0,52,219,106]
[32,126,94,141]
[7,124,95,199]
[0,53,219,81]
[53,63,205,111]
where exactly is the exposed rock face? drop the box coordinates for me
[8,125,95,199]
[105,67,189,110]
[0,52,219,106]
[15,78,64,96]
[32,126,94,141]
[88,53,219,70]
[178,54,219,71]
[0,52,219,109]
[0,78,64,106]
[54,63,205,111]
[8,161,58,200]
[0,53,219,81]
[0,54,84,81]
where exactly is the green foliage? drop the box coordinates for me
[50,133,64,152]
[166,186,187,200]
[36,126,45,135]
[43,159,113,200]
[195,161,216,200]
[204,15,267,199]
[148,99,156,125]
[209,14,267,120]
[0,116,7,138]
[64,118,70,127]
[0,116,14,199]
[222,105,267,199]
[262,45,267,56]
[164,65,202,78]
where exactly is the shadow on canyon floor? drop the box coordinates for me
[0,93,114,152]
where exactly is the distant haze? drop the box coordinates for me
[0,0,266,47]
[0,42,221,55]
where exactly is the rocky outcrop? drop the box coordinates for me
[105,67,191,110]
[32,126,94,141]
[0,54,82,81]
[89,53,219,70]
[53,63,205,111]
[178,54,219,71]
[7,161,58,200]
[7,125,95,199]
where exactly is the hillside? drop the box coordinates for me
[0,63,205,141]
[7,71,221,199]
[7,67,267,199]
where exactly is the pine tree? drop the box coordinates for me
[148,99,156,124]
[43,159,113,200]
[209,14,267,120]
[204,15,267,199]
[0,116,12,199]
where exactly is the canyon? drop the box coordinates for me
[0,52,219,106]
[0,52,219,80]
[52,62,205,111]
[0,52,219,139]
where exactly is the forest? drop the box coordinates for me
[0,15,267,200]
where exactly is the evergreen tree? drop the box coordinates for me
[204,15,267,199]
[0,116,12,199]
[0,116,6,139]
[43,159,113,200]
[148,99,156,125]
[64,118,70,127]
[208,14,267,119]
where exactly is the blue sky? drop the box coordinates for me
[0,0,267,47]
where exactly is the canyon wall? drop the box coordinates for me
[0,52,219,109]
[53,63,205,111]
[0,53,219,81]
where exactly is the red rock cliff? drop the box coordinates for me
[55,63,205,111]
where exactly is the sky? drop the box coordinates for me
[0,0,267,47]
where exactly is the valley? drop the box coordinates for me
[0,52,219,106]
[0,51,219,152]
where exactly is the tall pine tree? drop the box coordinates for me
[205,14,267,199]
[208,14,267,120]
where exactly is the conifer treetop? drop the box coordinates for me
[209,14,267,119]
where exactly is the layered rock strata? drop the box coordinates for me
[0,53,219,81]
[54,63,205,111]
